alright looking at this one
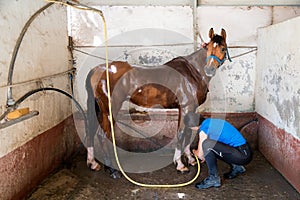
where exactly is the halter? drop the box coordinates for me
[202,40,232,66]
[206,48,232,66]
[206,54,226,66]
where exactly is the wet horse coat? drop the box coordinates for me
[85,28,229,175]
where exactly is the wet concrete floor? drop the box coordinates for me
[27,150,299,200]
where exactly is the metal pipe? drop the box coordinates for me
[7,3,54,106]
[1,69,75,90]
[73,44,258,48]
[73,42,194,48]
[0,111,39,129]
[192,0,198,51]
[0,109,12,122]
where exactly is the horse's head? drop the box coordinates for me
[204,28,229,77]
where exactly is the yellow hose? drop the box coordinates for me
[45,0,200,187]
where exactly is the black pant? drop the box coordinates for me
[202,139,253,176]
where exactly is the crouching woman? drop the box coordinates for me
[184,112,253,189]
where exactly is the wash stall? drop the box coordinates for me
[0,1,299,199]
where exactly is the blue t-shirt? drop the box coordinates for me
[199,118,246,147]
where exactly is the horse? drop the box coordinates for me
[85,28,229,177]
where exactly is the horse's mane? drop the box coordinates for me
[212,35,224,45]
[164,55,204,85]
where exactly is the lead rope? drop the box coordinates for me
[46,0,200,187]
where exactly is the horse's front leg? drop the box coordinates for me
[182,126,197,167]
[174,138,196,172]
[174,128,190,173]
[184,144,197,166]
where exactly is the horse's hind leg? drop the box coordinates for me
[86,71,101,171]
[85,104,101,171]
[86,124,101,171]
[86,105,101,171]
[96,128,122,179]
[87,147,101,171]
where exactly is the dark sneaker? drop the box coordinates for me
[195,175,221,189]
[223,165,246,179]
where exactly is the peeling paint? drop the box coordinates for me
[0,1,71,157]
[138,54,163,65]
[276,97,300,138]
[256,16,300,139]
[125,48,177,66]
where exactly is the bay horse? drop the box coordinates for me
[85,28,229,177]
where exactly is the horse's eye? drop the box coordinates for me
[221,48,226,52]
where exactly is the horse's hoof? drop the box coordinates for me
[87,161,101,171]
[189,160,197,167]
[104,166,122,179]
[110,171,122,179]
[177,166,190,174]
[88,164,101,171]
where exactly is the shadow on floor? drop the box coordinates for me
[27,150,299,200]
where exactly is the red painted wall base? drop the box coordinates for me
[0,116,81,200]
[257,114,300,193]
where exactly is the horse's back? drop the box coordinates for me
[89,61,133,92]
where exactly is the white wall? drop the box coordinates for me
[70,5,275,113]
[256,16,300,139]
[273,6,300,23]
[0,1,71,157]
[0,1,299,158]
[73,0,300,6]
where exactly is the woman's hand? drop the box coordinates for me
[193,149,205,163]
[193,131,207,163]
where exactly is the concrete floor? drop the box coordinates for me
[27,150,299,200]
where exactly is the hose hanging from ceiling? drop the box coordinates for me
[6,2,54,106]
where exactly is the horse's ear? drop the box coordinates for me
[209,28,214,39]
[221,28,226,43]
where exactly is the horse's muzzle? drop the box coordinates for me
[204,65,217,77]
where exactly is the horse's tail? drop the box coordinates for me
[85,68,99,147]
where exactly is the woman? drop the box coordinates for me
[184,112,253,189]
